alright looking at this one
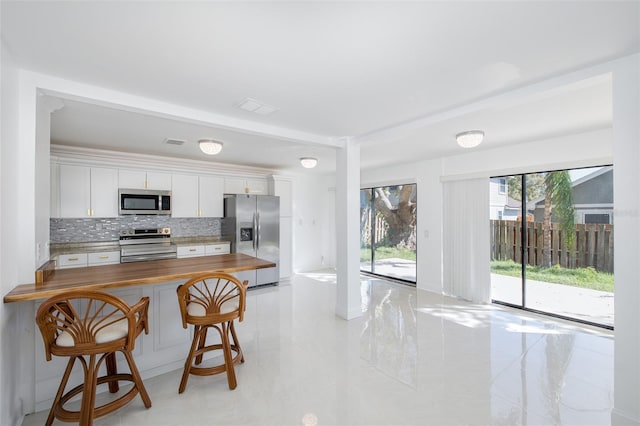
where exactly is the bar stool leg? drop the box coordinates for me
[221,322,237,390]
[105,352,120,393]
[195,327,208,365]
[229,320,244,363]
[123,351,152,408]
[79,354,98,426]
[46,356,76,426]
[179,325,203,394]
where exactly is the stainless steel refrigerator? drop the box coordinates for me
[222,194,279,287]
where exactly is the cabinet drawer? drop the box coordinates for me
[177,245,205,258]
[205,243,230,256]
[88,251,121,266]
[57,253,88,269]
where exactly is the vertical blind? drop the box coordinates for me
[443,178,491,303]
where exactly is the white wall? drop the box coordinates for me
[35,96,52,265]
[611,55,640,426]
[1,37,26,426]
[292,173,335,272]
[441,127,613,180]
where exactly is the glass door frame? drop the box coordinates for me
[360,184,417,286]
[491,167,614,330]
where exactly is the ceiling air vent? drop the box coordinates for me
[164,138,186,146]
[237,98,279,115]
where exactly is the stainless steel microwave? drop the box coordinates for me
[118,189,171,215]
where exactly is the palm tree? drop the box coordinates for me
[542,171,575,267]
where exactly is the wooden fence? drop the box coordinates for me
[361,212,389,245]
[490,220,613,273]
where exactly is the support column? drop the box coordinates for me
[612,54,640,426]
[335,137,362,320]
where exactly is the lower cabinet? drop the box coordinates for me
[56,251,120,269]
[56,253,88,269]
[177,245,205,258]
[177,243,230,258]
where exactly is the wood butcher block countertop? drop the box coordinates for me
[3,253,275,303]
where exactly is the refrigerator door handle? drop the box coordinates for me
[252,213,257,251]
[256,211,260,251]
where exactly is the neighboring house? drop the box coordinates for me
[489,177,523,221]
[489,177,507,220]
[503,197,524,221]
[528,166,613,224]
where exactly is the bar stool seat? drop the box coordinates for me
[176,273,248,393]
[36,290,152,425]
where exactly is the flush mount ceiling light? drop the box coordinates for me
[456,130,484,148]
[300,157,318,169]
[198,139,223,155]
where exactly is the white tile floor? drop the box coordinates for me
[23,270,614,426]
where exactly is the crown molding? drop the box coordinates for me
[50,144,276,178]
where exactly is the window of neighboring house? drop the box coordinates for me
[498,211,503,220]
[584,213,610,224]
[498,178,506,194]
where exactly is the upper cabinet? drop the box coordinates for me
[269,176,293,217]
[198,176,224,218]
[172,174,224,218]
[57,164,118,218]
[118,170,172,190]
[224,178,267,195]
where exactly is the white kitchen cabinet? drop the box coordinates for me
[199,176,224,217]
[171,174,199,217]
[87,251,120,266]
[56,250,120,269]
[57,253,88,269]
[205,242,230,255]
[172,174,224,218]
[59,164,118,218]
[269,176,293,217]
[177,242,230,258]
[224,177,267,195]
[119,169,172,190]
[176,245,205,258]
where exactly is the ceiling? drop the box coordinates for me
[2,2,638,174]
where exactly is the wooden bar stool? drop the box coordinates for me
[36,290,152,425]
[176,273,248,393]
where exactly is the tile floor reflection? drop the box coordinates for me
[23,271,614,425]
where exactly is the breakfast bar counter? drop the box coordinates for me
[3,253,275,303]
[6,252,278,413]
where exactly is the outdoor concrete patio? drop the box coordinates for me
[362,259,614,327]
[491,274,614,327]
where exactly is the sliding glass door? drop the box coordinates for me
[360,184,417,284]
[490,166,614,328]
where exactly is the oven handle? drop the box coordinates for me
[120,252,177,263]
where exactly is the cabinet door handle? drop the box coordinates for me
[189,248,196,252]
[99,255,109,259]
[68,257,79,261]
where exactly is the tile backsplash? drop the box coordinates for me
[50,217,222,243]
